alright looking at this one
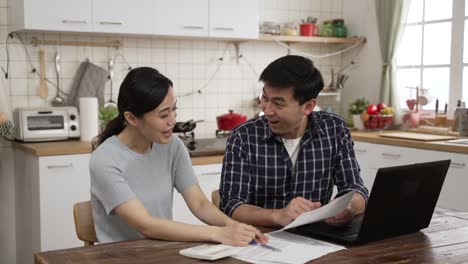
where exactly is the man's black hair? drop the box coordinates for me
[259,55,324,104]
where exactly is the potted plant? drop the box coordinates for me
[98,105,118,130]
[349,97,370,130]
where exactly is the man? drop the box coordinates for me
[219,55,368,227]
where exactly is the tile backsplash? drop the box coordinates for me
[0,0,345,139]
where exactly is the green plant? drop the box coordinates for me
[349,97,370,115]
[99,105,118,128]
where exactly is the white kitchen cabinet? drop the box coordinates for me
[0,146,16,264]
[353,141,468,212]
[172,163,222,225]
[419,150,468,212]
[10,0,93,32]
[14,150,91,264]
[92,0,154,34]
[209,0,259,39]
[154,0,209,37]
[353,141,378,190]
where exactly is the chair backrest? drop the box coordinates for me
[211,189,220,209]
[73,200,98,246]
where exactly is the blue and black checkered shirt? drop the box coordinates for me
[219,112,369,217]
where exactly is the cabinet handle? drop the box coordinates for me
[62,20,87,24]
[381,153,401,159]
[183,26,204,30]
[99,21,124,26]
[198,172,221,176]
[354,149,367,153]
[213,27,234,31]
[47,164,73,169]
[450,162,466,169]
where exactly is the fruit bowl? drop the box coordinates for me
[363,114,393,130]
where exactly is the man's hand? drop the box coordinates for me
[272,197,321,226]
[325,192,366,225]
[324,203,356,225]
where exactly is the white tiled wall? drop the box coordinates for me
[0,0,344,139]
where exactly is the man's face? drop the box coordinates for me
[260,85,316,139]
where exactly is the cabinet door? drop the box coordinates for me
[427,151,468,212]
[209,0,259,39]
[23,0,92,32]
[353,142,379,191]
[154,0,209,37]
[172,163,222,225]
[93,0,153,34]
[38,154,91,251]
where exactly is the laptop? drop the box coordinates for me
[290,159,451,245]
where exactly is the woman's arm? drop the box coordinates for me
[181,184,234,226]
[181,184,268,243]
[114,197,267,246]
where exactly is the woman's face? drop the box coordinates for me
[135,86,177,144]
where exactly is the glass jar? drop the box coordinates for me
[332,19,347,37]
[320,20,333,37]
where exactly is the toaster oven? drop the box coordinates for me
[13,107,80,142]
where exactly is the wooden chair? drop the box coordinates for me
[73,201,98,246]
[211,189,221,209]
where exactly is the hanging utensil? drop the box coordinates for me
[38,49,48,99]
[328,68,335,89]
[104,59,117,108]
[51,52,65,106]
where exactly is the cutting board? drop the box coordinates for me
[378,132,458,141]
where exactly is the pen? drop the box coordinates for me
[250,241,282,252]
[444,103,448,115]
[435,98,439,116]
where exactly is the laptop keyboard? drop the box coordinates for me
[295,216,363,242]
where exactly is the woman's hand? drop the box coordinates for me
[212,221,268,247]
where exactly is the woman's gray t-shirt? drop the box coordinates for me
[89,135,197,243]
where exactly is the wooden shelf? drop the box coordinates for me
[258,34,365,44]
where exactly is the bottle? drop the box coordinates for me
[320,20,333,37]
[332,19,347,37]
[452,100,462,132]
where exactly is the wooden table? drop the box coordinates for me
[35,208,468,264]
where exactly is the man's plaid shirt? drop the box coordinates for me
[219,112,369,217]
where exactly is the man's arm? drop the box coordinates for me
[327,123,369,224]
[232,197,321,227]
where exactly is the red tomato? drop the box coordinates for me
[366,104,378,115]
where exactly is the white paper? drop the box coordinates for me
[233,231,346,264]
[279,190,356,231]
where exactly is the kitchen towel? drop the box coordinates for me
[79,97,99,142]
[68,59,108,109]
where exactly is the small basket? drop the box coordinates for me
[363,114,393,130]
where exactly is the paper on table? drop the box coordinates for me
[278,190,356,231]
[233,231,346,264]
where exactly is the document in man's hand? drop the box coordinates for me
[278,190,356,231]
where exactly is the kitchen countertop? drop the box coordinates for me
[12,130,468,159]
[11,137,227,165]
[351,130,468,154]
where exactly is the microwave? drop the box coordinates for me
[13,107,80,142]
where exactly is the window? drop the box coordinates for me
[396,0,468,114]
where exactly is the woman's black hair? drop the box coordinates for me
[259,55,324,105]
[92,67,173,150]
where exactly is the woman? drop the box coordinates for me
[90,67,267,246]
